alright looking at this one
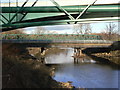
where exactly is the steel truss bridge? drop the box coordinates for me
[0,0,119,32]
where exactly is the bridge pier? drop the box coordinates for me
[40,47,46,55]
[40,47,47,63]
[74,47,85,57]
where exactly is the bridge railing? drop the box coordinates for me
[1,34,102,40]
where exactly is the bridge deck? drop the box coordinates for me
[2,40,113,48]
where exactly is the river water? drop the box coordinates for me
[44,48,119,88]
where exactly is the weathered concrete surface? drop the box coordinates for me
[2,40,113,48]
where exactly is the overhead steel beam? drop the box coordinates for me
[1,17,119,32]
[1,3,119,31]
[19,0,38,21]
[50,0,75,20]
[9,12,118,24]
[0,14,9,22]
[8,0,29,23]
[0,19,6,24]
[1,4,119,13]
[75,0,97,24]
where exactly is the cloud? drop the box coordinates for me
[1,0,119,4]
[44,25,73,31]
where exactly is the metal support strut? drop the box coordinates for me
[50,0,75,21]
[19,0,38,21]
[50,0,97,24]
[0,14,9,22]
[8,0,29,23]
[75,0,97,24]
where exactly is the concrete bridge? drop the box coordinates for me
[2,39,113,48]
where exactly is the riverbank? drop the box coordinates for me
[81,41,120,65]
[92,50,120,65]
[2,44,73,88]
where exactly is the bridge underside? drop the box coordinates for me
[1,3,119,32]
[2,40,113,48]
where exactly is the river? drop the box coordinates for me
[44,48,119,88]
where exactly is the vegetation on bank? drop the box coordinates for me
[82,41,120,65]
[92,50,120,65]
[2,44,73,88]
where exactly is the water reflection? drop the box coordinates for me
[74,57,96,64]
[44,48,119,88]
[45,48,74,64]
[53,64,118,88]
[45,48,96,64]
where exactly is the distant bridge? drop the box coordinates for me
[2,34,113,47]
[2,34,102,40]
[2,39,113,48]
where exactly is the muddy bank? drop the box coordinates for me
[92,50,120,65]
[81,41,120,65]
[2,44,73,88]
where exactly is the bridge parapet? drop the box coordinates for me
[2,39,113,43]
[2,39,113,48]
[1,34,113,48]
[1,34,102,40]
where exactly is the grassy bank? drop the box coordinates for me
[2,44,73,88]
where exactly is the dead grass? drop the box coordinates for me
[2,44,73,88]
[93,50,120,65]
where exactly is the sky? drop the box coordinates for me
[24,22,118,34]
[1,0,119,6]
[1,0,119,34]
[1,0,119,4]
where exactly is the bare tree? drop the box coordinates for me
[100,22,119,40]
[73,23,92,34]
[106,22,116,33]
[104,22,117,40]
[84,24,92,34]
[32,26,48,34]
[73,24,84,34]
